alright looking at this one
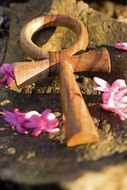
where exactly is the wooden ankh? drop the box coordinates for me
[14,14,111,147]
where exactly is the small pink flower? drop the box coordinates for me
[2,108,28,134]
[0,63,14,88]
[1,108,60,136]
[24,109,60,136]
[94,77,127,120]
[114,42,127,51]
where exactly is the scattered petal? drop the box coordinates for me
[114,42,127,51]
[2,108,27,134]
[6,76,15,88]
[94,77,127,120]
[24,109,60,136]
[1,108,60,136]
[25,111,40,120]
[0,63,15,88]
[32,127,43,137]
[93,77,110,92]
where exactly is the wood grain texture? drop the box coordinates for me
[18,14,100,146]
[20,14,88,60]
[14,47,110,87]
[58,52,99,147]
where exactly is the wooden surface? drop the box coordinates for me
[16,14,100,147]
[58,52,99,146]
[14,48,110,88]
[20,14,89,59]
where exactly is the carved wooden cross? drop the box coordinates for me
[14,14,111,147]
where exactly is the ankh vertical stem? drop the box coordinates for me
[59,55,99,147]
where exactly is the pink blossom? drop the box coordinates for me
[1,108,60,136]
[94,77,127,120]
[24,109,60,136]
[0,63,14,88]
[114,42,127,51]
[2,108,28,134]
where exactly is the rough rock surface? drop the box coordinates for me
[0,0,127,189]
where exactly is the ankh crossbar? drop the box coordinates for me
[14,14,111,147]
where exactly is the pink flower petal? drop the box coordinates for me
[0,64,10,73]
[41,109,52,118]
[93,77,110,92]
[44,119,59,130]
[40,110,60,132]
[6,77,15,88]
[111,79,126,88]
[2,109,27,134]
[46,127,60,133]
[114,42,127,51]
[102,92,110,103]
[32,127,43,136]
[0,63,14,76]
[16,124,28,134]
[115,89,127,99]
[94,77,127,121]
[25,109,60,135]
[101,103,127,121]
[24,116,46,129]
[2,109,26,126]
[25,111,40,119]
[120,96,127,103]
[0,75,8,83]
[1,108,60,136]
[0,63,14,88]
